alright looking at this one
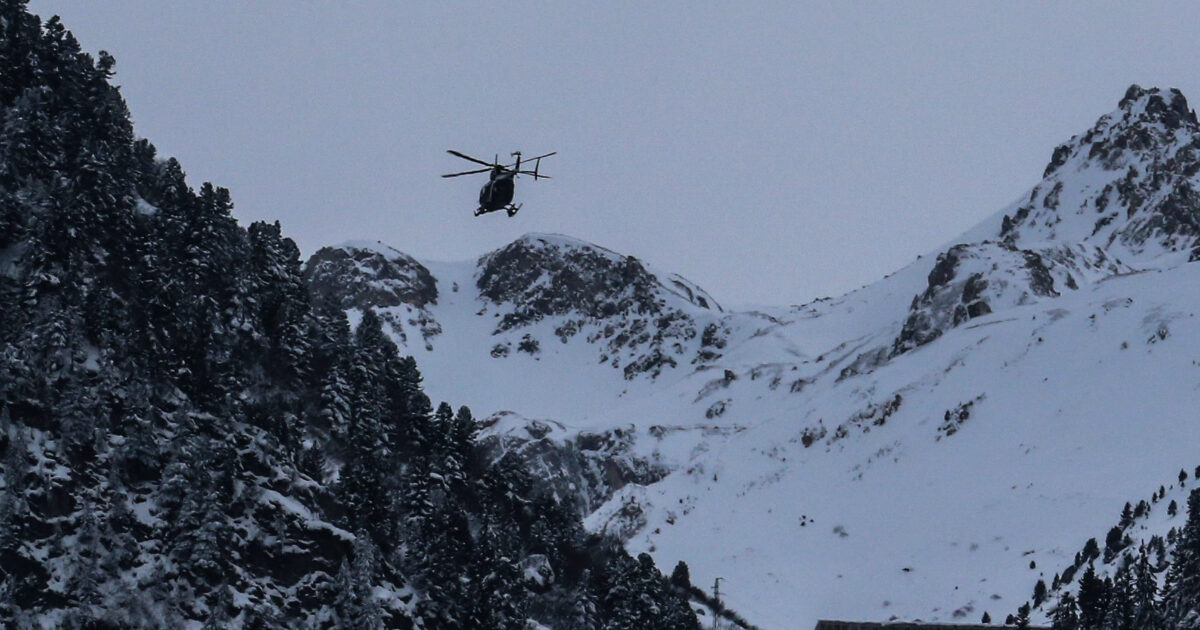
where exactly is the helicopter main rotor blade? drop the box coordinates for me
[494,152,556,170]
[441,167,493,178]
[517,171,551,179]
[446,150,494,168]
[501,152,557,169]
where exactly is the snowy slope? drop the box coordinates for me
[307,86,1200,629]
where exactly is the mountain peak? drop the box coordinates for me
[1043,85,1199,179]
[511,232,603,249]
[988,85,1200,265]
[1117,84,1194,125]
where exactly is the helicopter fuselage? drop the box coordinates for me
[478,172,515,212]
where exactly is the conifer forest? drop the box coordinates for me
[0,2,700,627]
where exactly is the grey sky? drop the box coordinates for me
[28,1,1200,306]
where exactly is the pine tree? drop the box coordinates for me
[1102,565,1133,630]
[99,471,138,581]
[1034,578,1048,607]
[64,492,103,621]
[1105,525,1126,562]
[1161,488,1200,628]
[569,571,602,630]
[603,552,699,630]
[338,309,397,539]
[0,424,28,562]
[1131,550,1161,630]
[1052,592,1079,630]
[1015,601,1031,628]
[200,584,234,630]
[1077,564,1109,630]
[464,523,528,630]
[670,560,692,591]
[446,405,478,486]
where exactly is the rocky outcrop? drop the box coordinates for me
[476,412,669,517]
[304,242,442,348]
[1002,86,1200,262]
[476,234,724,378]
[895,86,1200,356]
[893,242,1073,354]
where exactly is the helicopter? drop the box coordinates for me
[442,150,555,217]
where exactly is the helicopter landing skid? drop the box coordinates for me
[474,204,521,217]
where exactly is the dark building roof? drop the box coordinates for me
[814,622,1050,630]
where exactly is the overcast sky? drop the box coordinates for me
[28,1,1200,307]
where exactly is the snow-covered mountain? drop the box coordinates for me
[308,85,1200,629]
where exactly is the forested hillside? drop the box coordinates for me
[1018,480,1200,629]
[0,2,700,627]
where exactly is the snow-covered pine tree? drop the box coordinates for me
[1051,591,1079,630]
[1130,549,1162,630]
[1100,564,1133,630]
[1162,488,1200,628]
[1076,564,1109,630]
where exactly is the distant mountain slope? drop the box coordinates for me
[309,86,1200,629]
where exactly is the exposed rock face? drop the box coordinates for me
[476,234,724,379]
[894,86,1199,356]
[477,234,719,326]
[304,242,442,347]
[894,242,1073,354]
[476,412,669,517]
[305,242,437,310]
[1004,85,1200,261]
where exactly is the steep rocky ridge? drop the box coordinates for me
[889,86,1200,354]
[1007,85,1200,260]
[475,234,724,379]
[304,241,441,349]
[308,233,732,383]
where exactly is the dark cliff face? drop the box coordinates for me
[1044,86,1198,180]
[305,243,438,311]
[477,236,671,331]
[476,235,725,379]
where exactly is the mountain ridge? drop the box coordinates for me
[306,85,1200,628]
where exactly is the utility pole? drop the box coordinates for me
[712,577,725,630]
